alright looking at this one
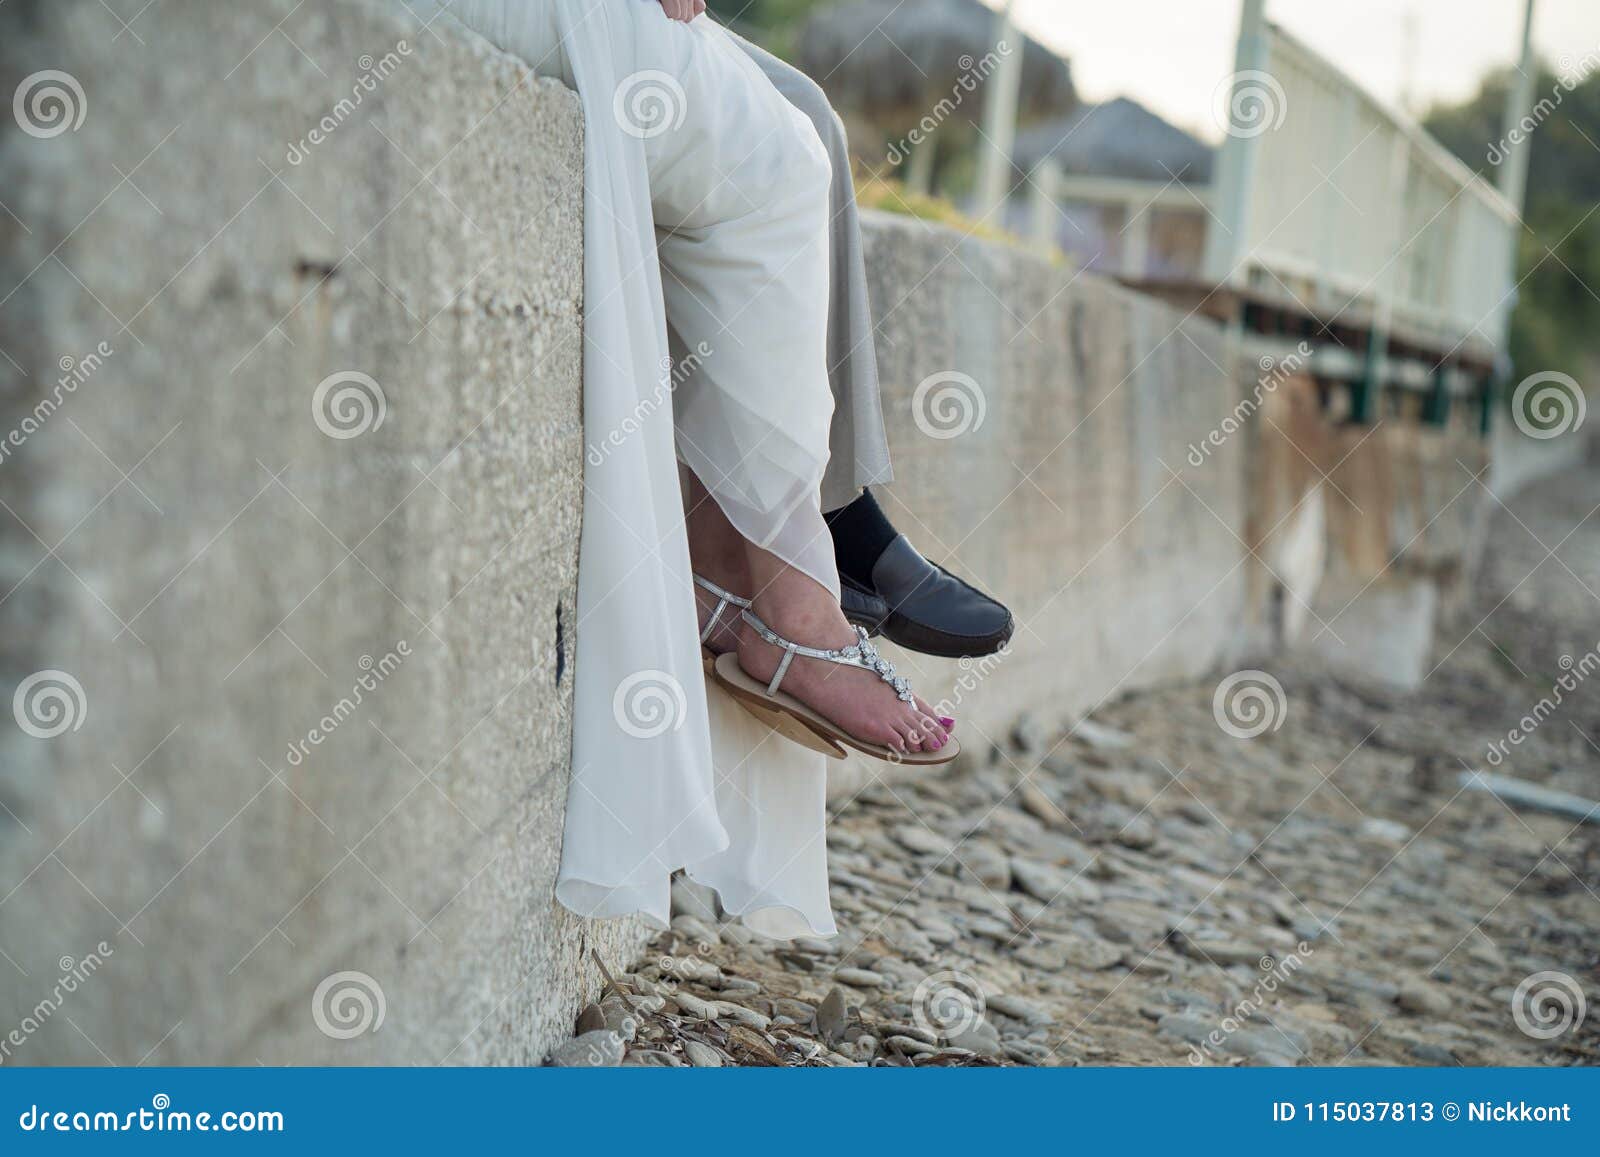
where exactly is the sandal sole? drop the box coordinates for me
[702,648,847,758]
[711,652,958,767]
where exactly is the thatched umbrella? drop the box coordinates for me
[797,0,1076,190]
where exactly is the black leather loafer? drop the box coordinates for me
[863,535,1013,658]
[840,576,890,636]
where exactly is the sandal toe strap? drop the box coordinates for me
[740,610,916,703]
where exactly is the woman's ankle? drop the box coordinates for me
[684,475,751,592]
[747,571,854,648]
[693,552,748,596]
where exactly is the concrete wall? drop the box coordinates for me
[0,0,1498,1065]
[1489,411,1594,500]
[1237,367,1495,688]
[833,212,1250,793]
[1305,421,1491,686]
[0,0,653,1065]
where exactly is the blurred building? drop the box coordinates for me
[1010,97,1214,282]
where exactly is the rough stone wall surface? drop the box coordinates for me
[837,211,1250,795]
[1305,420,1490,687]
[1236,354,1498,687]
[0,0,651,1065]
[1489,412,1593,500]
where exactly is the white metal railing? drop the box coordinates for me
[1207,22,1520,353]
[1027,21,1520,358]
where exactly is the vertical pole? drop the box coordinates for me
[1122,201,1153,280]
[1497,0,1539,217]
[1423,363,1451,426]
[904,137,937,195]
[1200,0,1269,289]
[1487,0,1538,432]
[1397,7,1420,118]
[1029,161,1060,247]
[973,1,1024,223]
[1361,131,1410,427]
[1353,329,1383,424]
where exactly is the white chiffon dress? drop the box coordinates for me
[427,0,843,938]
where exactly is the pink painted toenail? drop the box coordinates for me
[939,716,956,729]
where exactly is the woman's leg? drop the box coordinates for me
[634,17,948,752]
[723,28,1010,662]
[726,28,893,512]
[685,471,747,656]
[640,15,839,598]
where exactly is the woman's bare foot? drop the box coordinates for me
[742,547,952,754]
[686,474,747,656]
[684,469,955,753]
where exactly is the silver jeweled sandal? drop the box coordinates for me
[694,575,846,758]
[711,608,958,766]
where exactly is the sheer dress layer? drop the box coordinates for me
[428,0,841,936]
